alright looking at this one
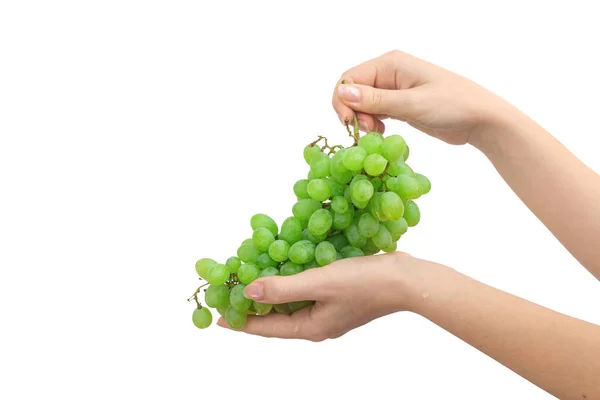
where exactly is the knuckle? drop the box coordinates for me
[371,89,383,107]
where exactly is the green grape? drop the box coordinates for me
[217,306,228,317]
[327,178,346,197]
[340,245,365,258]
[273,303,292,315]
[403,200,421,227]
[415,173,431,195]
[381,241,398,253]
[315,241,337,266]
[288,301,314,313]
[331,196,349,214]
[230,284,252,313]
[351,179,374,203]
[195,258,217,279]
[358,132,384,154]
[292,199,322,220]
[344,220,367,248]
[380,191,404,220]
[225,256,242,274]
[192,307,212,329]
[403,144,410,162]
[304,144,322,165]
[363,154,388,176]
[307,170,317,180]
[307,179,332,201]
[250,213,278,236]
[238,263,259,284]
[237,243,260,263]
[279,217,303,244]
[382,134,406,162]
[302,228,328,244]
[293,179,311,199]
[308,209,333,236]
[327,234,349,251]
[336,252,343,260]
[342,146,368,171]
[241,238,255,246]
[371,177,382,192]
[310,152,330,178]
[205,263,229,286]
[299,218,309,230]
[252,227,275,251]
[331,168,353,184]
[225,306,247,330]
[358,213,380,237]
[256,252,278,269]
[280,261,303,276]
[330,148,348,173]
[205,285,230,309]
[332,208,353,230]
[288,240,316,264]
[254,301,273,315]
[350,174,368,184]
[369,192,388,222]
[303,259,320,270]
[372,224,393,249]
[391,174,422,200]
[260,266,280,277]
[387,160,415,177]
[362,238,380,255]
[383,218,408,241]
[268,239,290,262]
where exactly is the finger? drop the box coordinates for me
[217,307,321,341]
[332,82,357,126]
[243,268,330,304]
[337,83,424,121]
[355,112,385,134]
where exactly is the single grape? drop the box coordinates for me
[382,134,406,162]
[303,144,322,165]
[330,168,353,184]
[302,228,328,244]
[288,301,314,313]
[340,245,365,258]
[279,217,303,244]
[358,132,384,154]
[241,238,255,246]
[310,152,330,178]
[391,174,422,200]
[383,218,408,241]
[192,307,212,329]
[331,196,349,214]
[308,209,333,236]
[369,192,388,222]
[403,145,410,162]
[351,179,374,203]
[254,301,273,315]
[280,261,303,276]
[256,252,278,269]
[230,284,252,313]
[293,179,311,199]
[381,241,398,253]
[205,284,230,309]
[268,239,290,262]
[403,200,421,227]
[344,220,367,248]
[331,148,348,172]
[273,303,292,315]
[303,259,320,270]
[307,170,316,180]
[225,256,242,274]
[238,263,259,284]
[327,234,350,251]
[205,263,229,286]
[252,227,275,251]
[358,213,380,237]
[250,213,278,236]
[387,160,415,177]
[332,208,353,230]
[260,266,280,277]
[307,179,332,201]
[288,240,316,264]
[380,191,404,220]
[363,154,388,176]
[327,179,346,197]
[362,238,380,255]
[415,173,431,195]
[237,243,260,263]
[292,199,322,220]
[315,241,337,266]
[225,306,247,330]
[195,258,217,279]
[372,224,393,249]
[342,146,368,171]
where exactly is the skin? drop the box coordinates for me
[218,50,600,399]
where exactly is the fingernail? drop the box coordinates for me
[244,282,263,300]
[338,84,361,102]
[358,120,368,131]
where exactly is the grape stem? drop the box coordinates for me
[187,283,209,309]
[310,135,344,155]
[341,80,360,145]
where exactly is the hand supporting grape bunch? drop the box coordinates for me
[190,123,431,331]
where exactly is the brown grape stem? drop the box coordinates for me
[341,80,361,145]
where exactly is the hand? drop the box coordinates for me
[217,252,432,341]
[332,50,510,146]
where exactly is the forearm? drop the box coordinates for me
[405,261,600,399]
[471,104,600,279]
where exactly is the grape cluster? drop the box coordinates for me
[190,130,431,330]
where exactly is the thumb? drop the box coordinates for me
[337,83,423,121]
[243,269,329,304]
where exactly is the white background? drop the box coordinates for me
[1,1,599,399]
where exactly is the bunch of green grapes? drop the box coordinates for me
[190,131,431,330]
